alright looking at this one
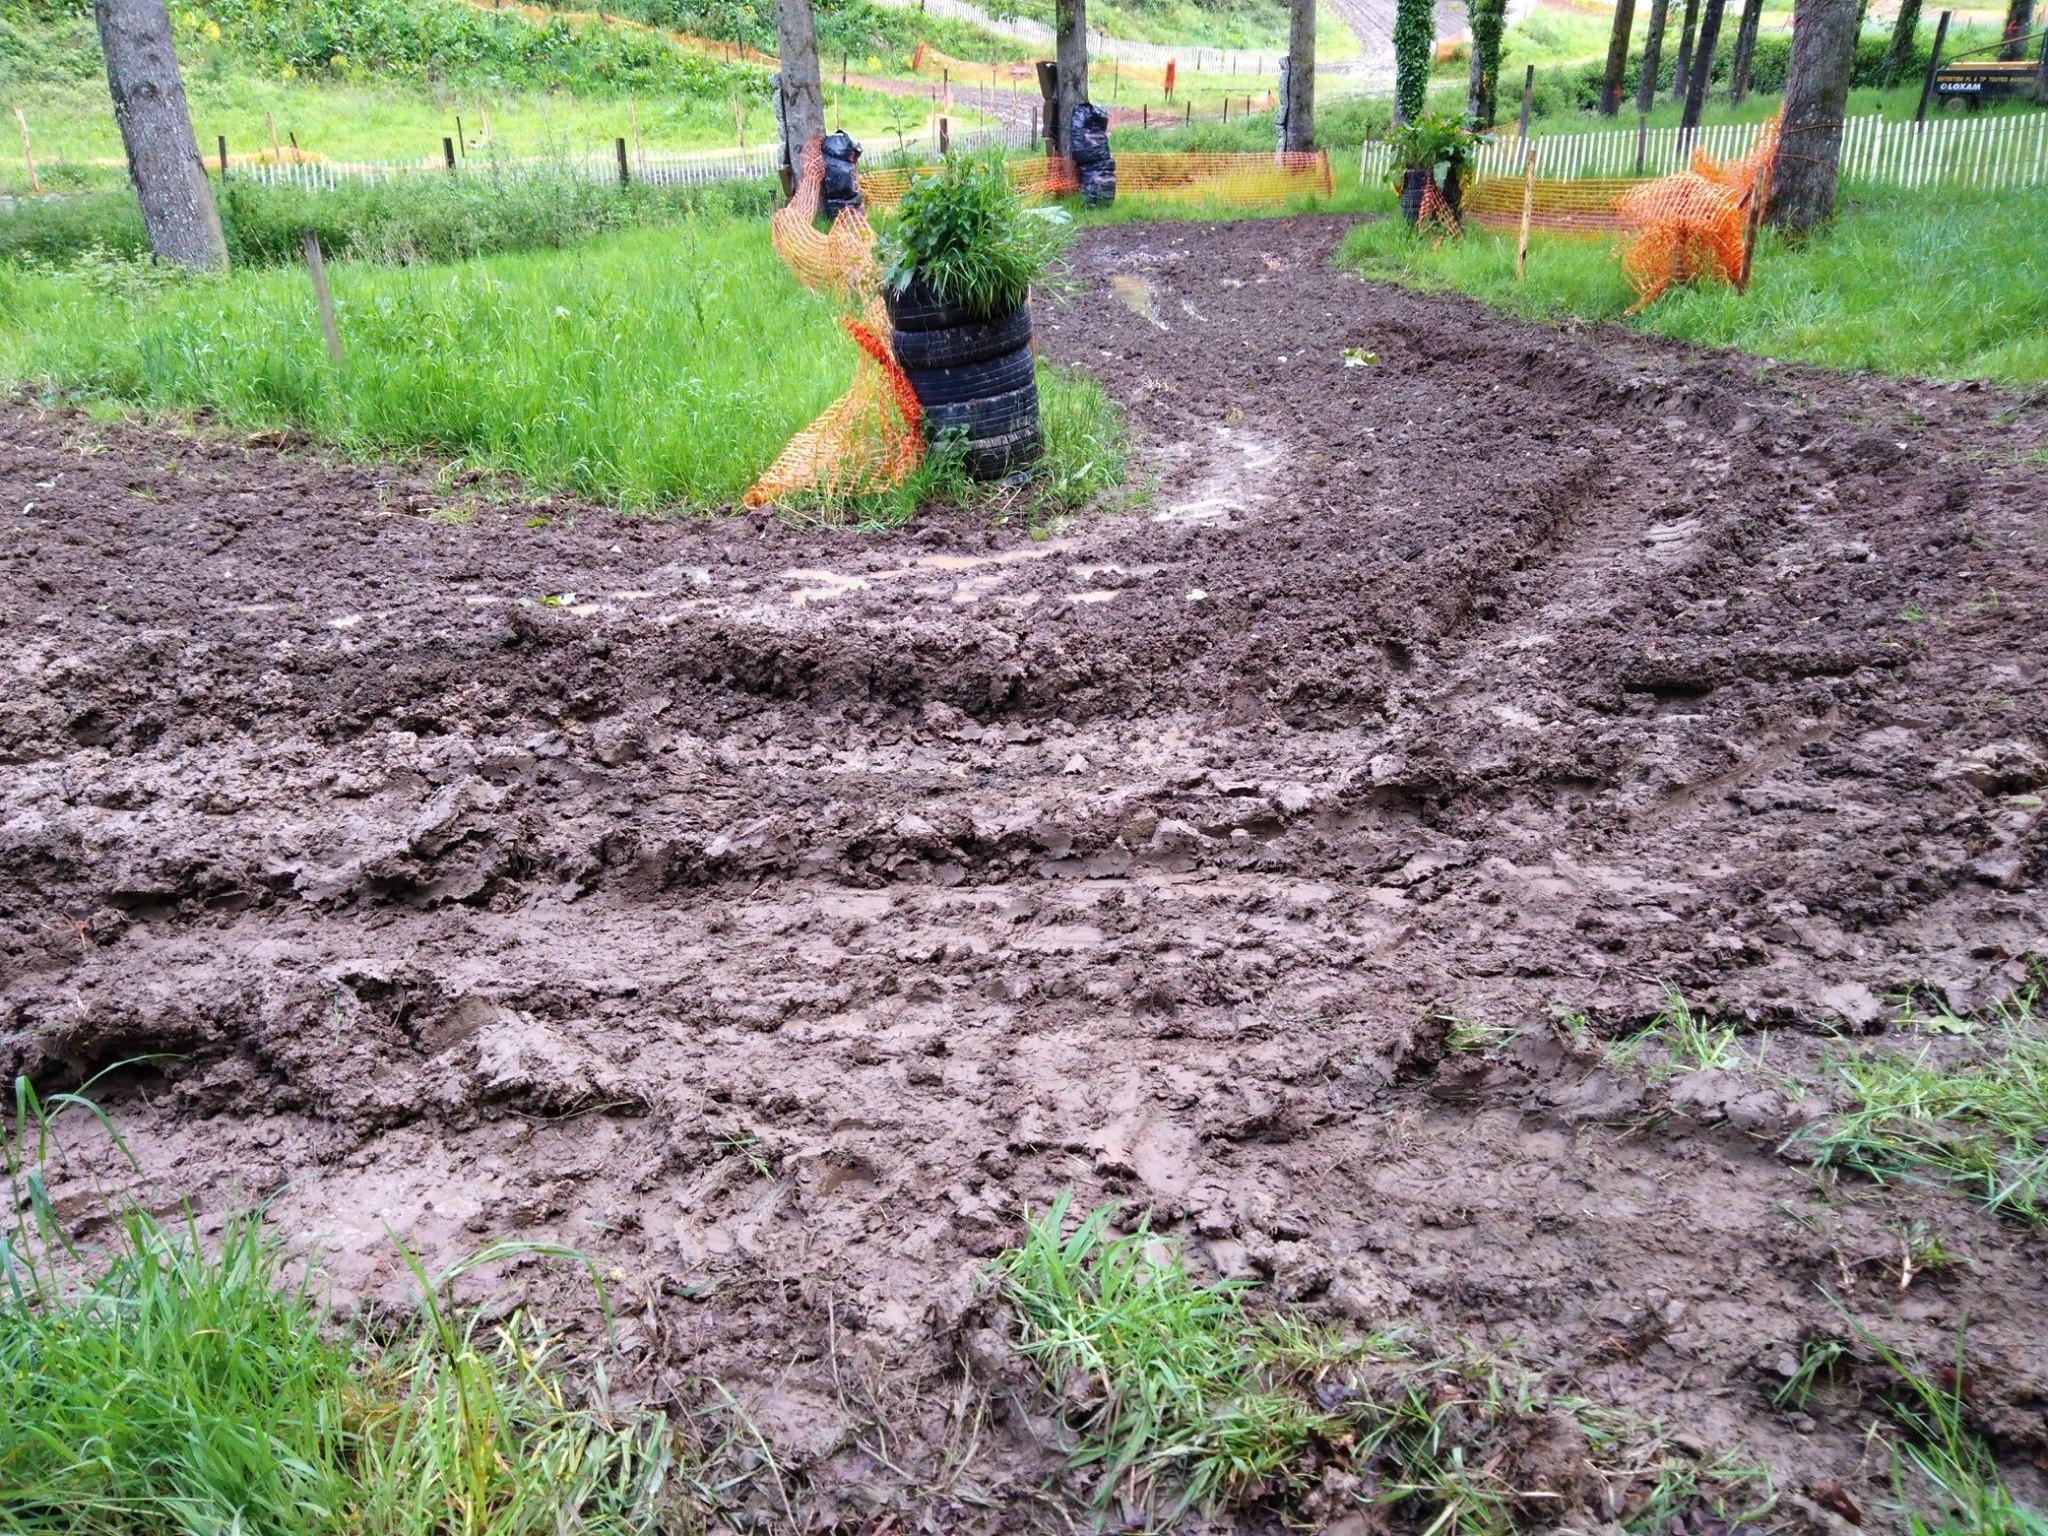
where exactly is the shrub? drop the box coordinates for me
[876,149,1069,319]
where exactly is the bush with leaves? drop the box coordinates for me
[876,150,1069,320]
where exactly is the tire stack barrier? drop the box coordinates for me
[887,283,1041,479]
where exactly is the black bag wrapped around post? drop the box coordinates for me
[1068,102,1115,206]
[821,131,864,222]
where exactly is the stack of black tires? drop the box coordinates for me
[886,278,1040,480]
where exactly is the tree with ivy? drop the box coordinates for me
[1392,0,1433,124]
[1464,0,1506,125]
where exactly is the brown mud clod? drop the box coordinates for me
[4,215,2047,1529]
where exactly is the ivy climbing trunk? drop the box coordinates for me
[1727,0,1765,101]
[1670,0,1700,101]
[95,0,225,270]
[1635,0,1672,114]
[1053,0,1087,155]
[1283,0,1315,150]
[774,0,825,182]
[1600,0,1639,112]
[1882,0,1922,83]
[1465,0,1507,124]
[1392,0,1434,123]
[1768,0,1859,231]
[1680,0,1726,129]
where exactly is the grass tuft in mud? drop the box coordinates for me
[0,1077,762,1535]
[992,1192,1774,1530]
[1789,970,2048,1226]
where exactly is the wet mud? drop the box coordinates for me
[4,216,2047,1529]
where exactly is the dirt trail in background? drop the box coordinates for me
[5,218,2047,1529]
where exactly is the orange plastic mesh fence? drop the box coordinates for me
[860,150,1331,210]
[908,41,1041,86]
[1465,174,1646,233]
[1464,116,1779,307]
[743,140,924,508]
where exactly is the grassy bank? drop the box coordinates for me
[1340,184,2048,389]
[0,214,1125,518]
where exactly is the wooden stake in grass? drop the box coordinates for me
[218,134,228,177]
[1515,145,1537,280]
[615,135,630,185]
[1737,161,1766,290]
[12,106,38,194]
[302,231,343,367]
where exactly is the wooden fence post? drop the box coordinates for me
[302,231,343,367]
[1917,10,1951,124]
[218,135,229,177]
[940,116,950,153]
[616,136,630,184]
[1519,65,1535,141]
[1516,146,1538,280]
[12,107,38,194]
[1737,161,1766,289]
[443,135,457,170]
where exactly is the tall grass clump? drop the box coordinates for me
[1339,185,2048,388]
[0,215,1127,516]
[1788,973,2048,1225]
[1,1076,751,1535]
[992,1193,1776,1529]
[992,1191,1401,1515]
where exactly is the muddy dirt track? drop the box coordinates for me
[5,217,2048,1530]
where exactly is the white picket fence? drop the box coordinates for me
[1362,110,2048,192]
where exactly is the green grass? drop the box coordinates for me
[1602,989,1746,1078]
[992,1192,1775,1529]
[0,172,778,267]
[1857,1326,2048,1536]
[992,1192,1396,1515]
[1339,184,2048,389]
[0,1077,764,1535]
[0,215,1127,518]
[0,4,983,194]
[1787,974,2048,1225]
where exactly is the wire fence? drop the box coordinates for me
[235,125,1022,193]
[1362,110,2048,193]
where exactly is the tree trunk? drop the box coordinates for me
[1671,0,1701,101]
[1600,0,1639,113]
[1283,0,1315,149]
[1052,0,1087,156]
[1392,0,1434,123]
[1466,0,1507,124]
[95,0,224,270]
[1768,0,1858,231]
[1680,0,1726,128]
[1881,0,1922,85]
[2001,0,2034,59]
[1727,0,1765,99]
[1635,0,1671,113]
[774,0,825,177]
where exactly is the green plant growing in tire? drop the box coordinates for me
[876,151,1072,480]
[1386,111,1486,225]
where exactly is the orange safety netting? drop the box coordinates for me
[1616,116,1777,308]
[908,41,1040,87]
[860,150,1331,211]
[1465,117,1779,309]
[743,140,924,507]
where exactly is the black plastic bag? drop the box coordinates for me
[1067,103,1115,206]
[822,130,864,221]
